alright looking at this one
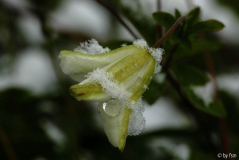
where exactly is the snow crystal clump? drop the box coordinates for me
[133,39,148,48]
[121,43,127,47]
[149,47,164,73]
[133,39,164,74]
[86,68,132,102]
[74,39,110,55]
[128,98,146,136]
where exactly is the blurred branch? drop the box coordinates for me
[156,0,162,39]
[95,0,139,39]
[166,71,218,154]
[202,35,231,155]
[0,127,18,160]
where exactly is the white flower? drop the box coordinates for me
[58,39,163,151]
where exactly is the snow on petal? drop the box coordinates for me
[133,39,164,74]
[74,39,110,55]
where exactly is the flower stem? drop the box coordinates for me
[153,16,186,48]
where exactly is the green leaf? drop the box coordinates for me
[175,9,182,19]
[171,65,209,86]
[186,7,200,25]
[153,11,176,29]
[172,40,220,63]
[144,74,166,105]
[188,20,225,33]
[183,87,227,118]
[171,66,226,117]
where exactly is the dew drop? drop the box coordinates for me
[102,98,123,116]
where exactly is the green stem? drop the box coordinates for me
[153,16,186,48]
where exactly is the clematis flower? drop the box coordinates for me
[59,39,164,151]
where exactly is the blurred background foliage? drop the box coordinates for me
[0,0,239,160]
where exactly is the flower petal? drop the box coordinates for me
[59,45,141,80]
[98,100,131,151]
[69,49,152,102]
[97,56,155,151]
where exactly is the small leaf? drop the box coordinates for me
[184,87,227,118]
[186,7,200,25]
[171,66,227,118]
[172,40,220,63]
[188,20,225,33]
[171,65,209,86]
[175,9,182,19]
[153,12,176,29]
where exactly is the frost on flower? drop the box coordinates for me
[59,38,163,151]
[133,39,148,48]
[74,39,110,55]
[133,39,164,73]
[85,68,132,102]
[127,98,145,136]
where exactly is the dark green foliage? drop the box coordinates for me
[188,20,225,34]
[0,1,238,160]
[27,0,63,11]
[153,12,176,29]
[188,149,216,160]
[173,40,220,63]
[170,65,226,117]
[186,7,201,26]
[175,9,182,19]
[171,65,209,86]
[144,76,166,105]
[217,0,239,17]
[183,87,227,118]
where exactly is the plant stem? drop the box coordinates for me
[96,0,139,39]
[166,71,218,154]
[202,40,231,156]
[156,0,162,40]
[153,16,186,48]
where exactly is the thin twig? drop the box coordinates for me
[166,71,218,154]
[153,16,186,48]
[95,0,139,39]
[156,0,162,40]
[202,36,231,156]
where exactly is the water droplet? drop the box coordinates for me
[102,98,123,116]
